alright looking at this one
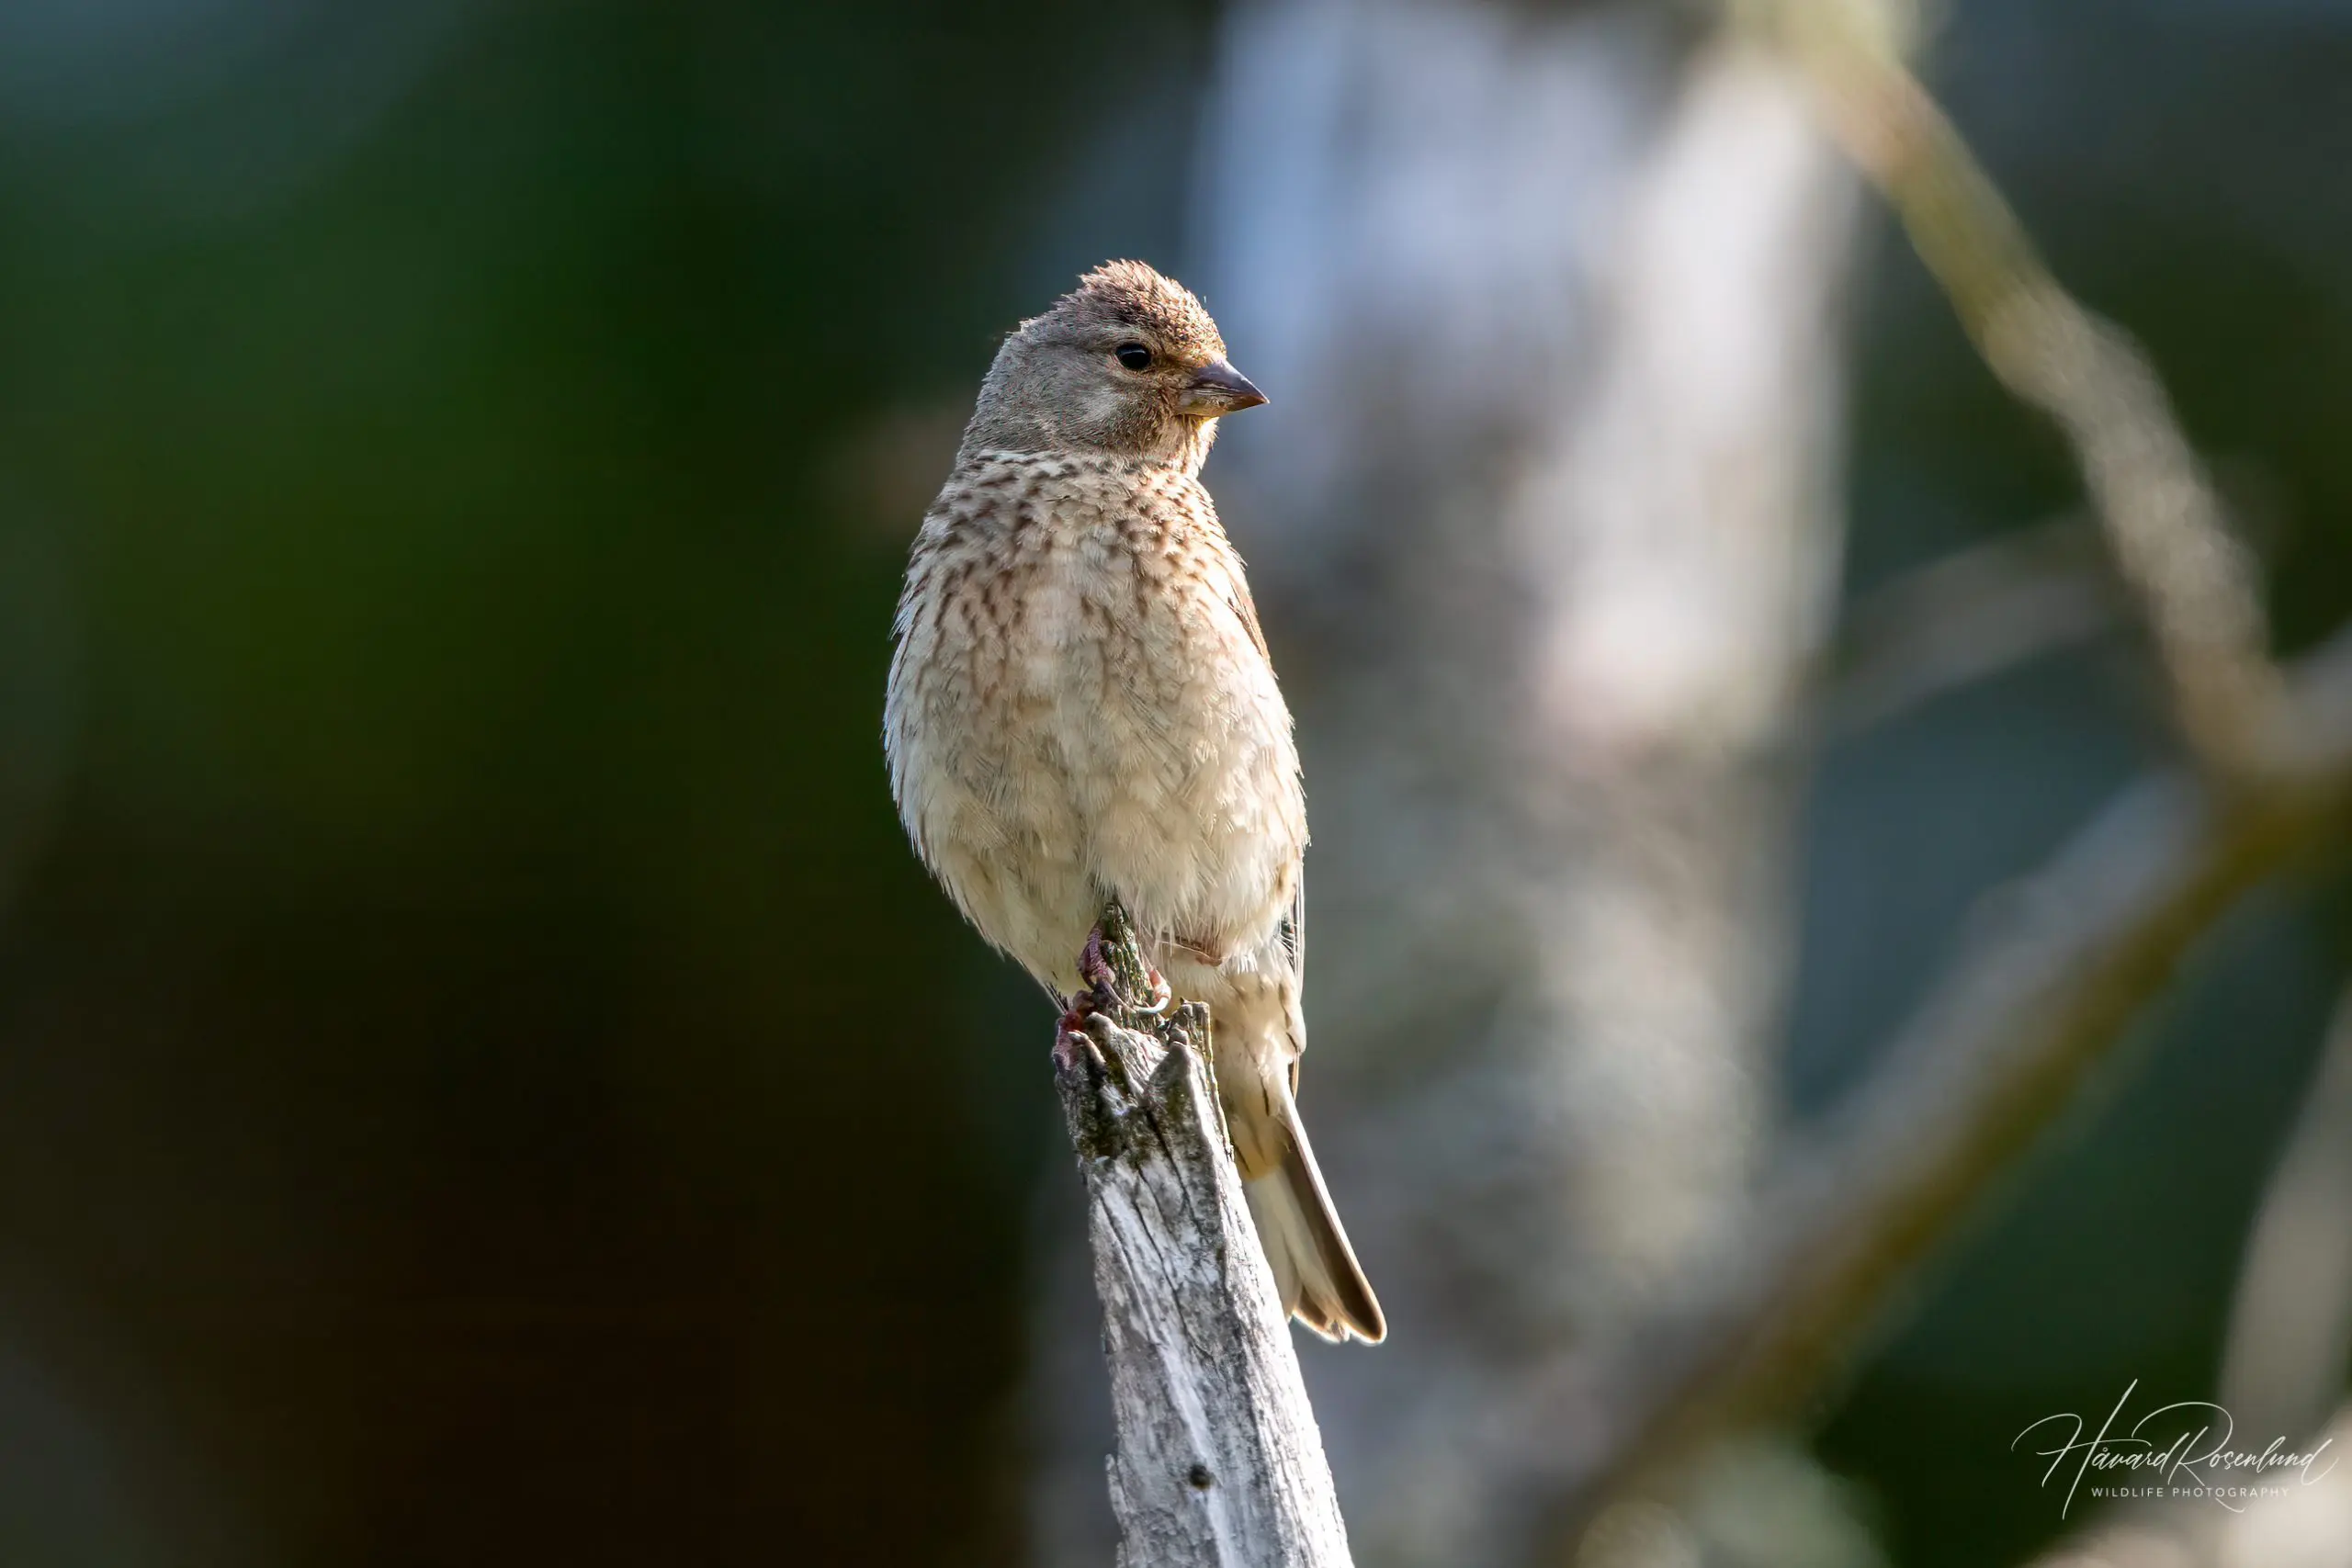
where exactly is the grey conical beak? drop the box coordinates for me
[1180,359,1269,416]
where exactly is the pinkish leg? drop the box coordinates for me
[1057,919,1122,1035]
[1077,923,1117,997]
[1062,914,1170,1022]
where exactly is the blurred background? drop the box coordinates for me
[1,0,2350,1564]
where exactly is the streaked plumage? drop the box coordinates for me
[884,262,1383,1343]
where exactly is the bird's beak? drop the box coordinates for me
[1179,359,1268,417]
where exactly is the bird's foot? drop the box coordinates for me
[1059,930,1119,1040]
[1131,964,1171,1017]
[1053,1011,1105,1076]
[1078,921,1132,1020]
[1076,920,1172,1016]
[1057,987,1102,1037]
[1078,923,1119,1000]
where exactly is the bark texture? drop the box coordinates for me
[1054,907,1353,1568]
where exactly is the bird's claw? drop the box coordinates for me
[1058,987,1102,1036]
[1078,925,1118,998]
[1076,921,1136,1018]
[1129,965,1172,1017]
[1069,917,1169,1024]
[1052,1020,1105,1076]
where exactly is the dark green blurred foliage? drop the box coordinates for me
[0,2,1206,1562]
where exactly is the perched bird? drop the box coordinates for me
[884,261,1384,1343]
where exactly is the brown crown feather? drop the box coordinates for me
[1044,260,1227,367]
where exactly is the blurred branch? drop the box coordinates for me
[2010,978,2352,1567]
[1746,0,2287,778]
[1536,627,2352,1552]
[2220,979,2352,1443]
[1054,903,1355,1568]
[1521,6,2318,1554]
[1820,515,2122,736]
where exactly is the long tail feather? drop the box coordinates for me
[1243,1113,1385,1344]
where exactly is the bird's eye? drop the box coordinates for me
[1114,343,1153,371]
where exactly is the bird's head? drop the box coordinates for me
[961,261,1266,470]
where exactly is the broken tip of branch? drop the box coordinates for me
[1051,902,1353,1567]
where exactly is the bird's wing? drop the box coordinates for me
[1211,532,1299,995]
[1282,869,1304,990]
[1189,493,1304,1077]
[1222,552,1272,662]
[1283,869,1306,1094]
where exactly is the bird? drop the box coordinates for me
[883,260,1384,1344]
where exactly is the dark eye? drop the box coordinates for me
[1114,343,1153,371]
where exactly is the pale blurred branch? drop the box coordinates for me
[1821,515,2122,735]
[1745,0,2287,778]
[1054,902,1355,1568]
[1519,17,2332,1542]
[2010,980,2352,1567]
[1524,6,2323,1555]
[2215,984,2352,1441]
[1536,626,2352,1554]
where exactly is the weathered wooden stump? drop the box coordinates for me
[1052,901,1354,1568]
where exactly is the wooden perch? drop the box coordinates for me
[1053,901,1355,1568]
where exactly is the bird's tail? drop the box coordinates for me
[1242,1109,1385,1344]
